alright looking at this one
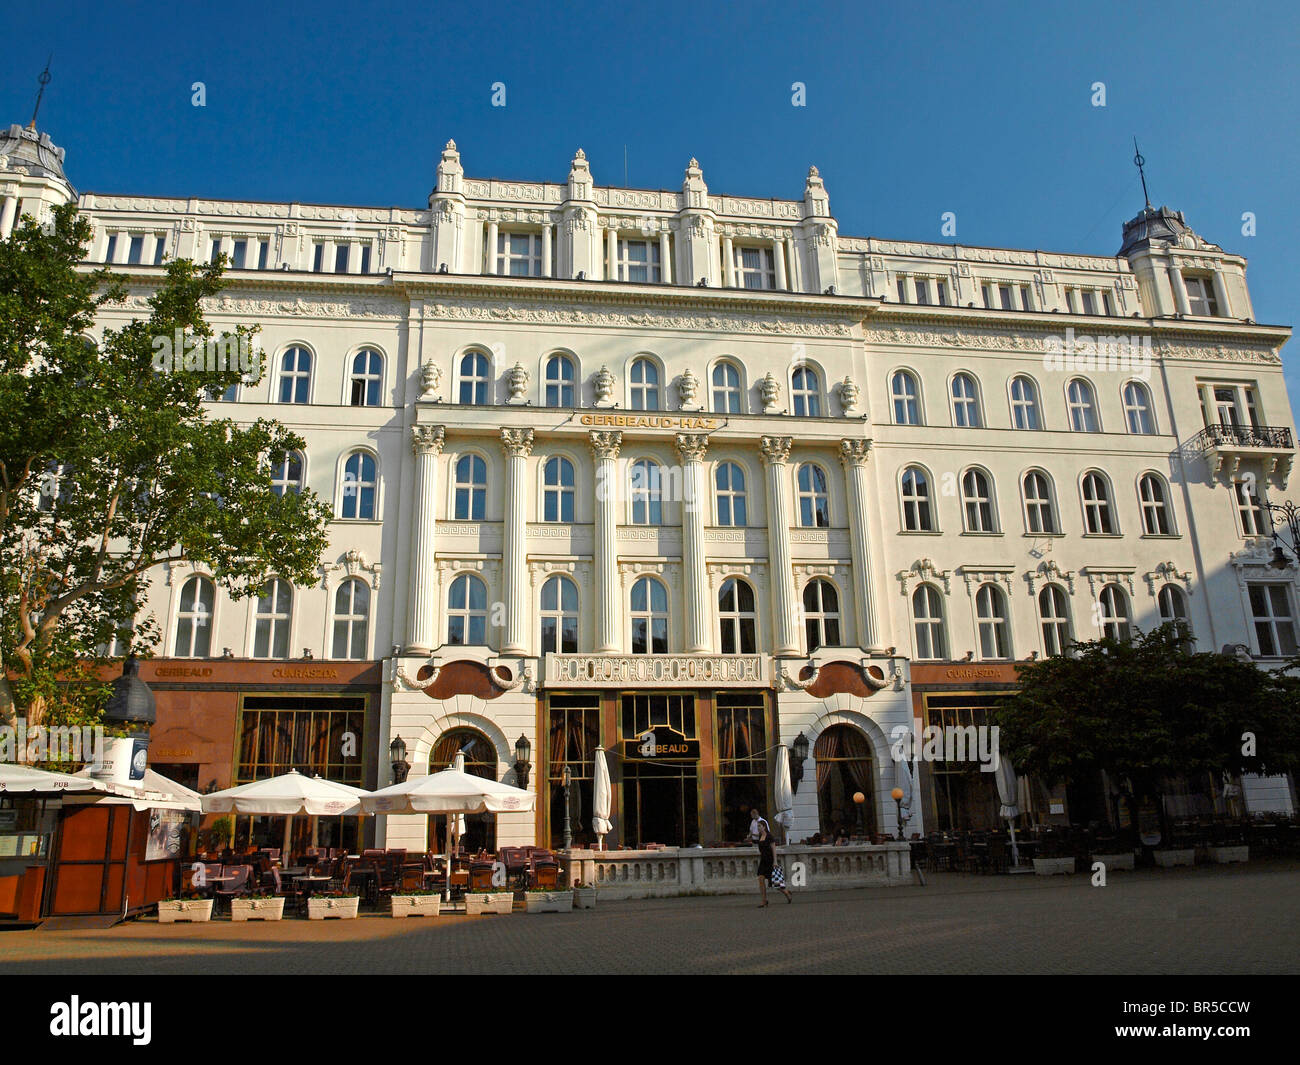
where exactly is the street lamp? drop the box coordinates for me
[389,735,410,784]
[1264,499,1300,569]
[891,787,905,841]
[789,732,809,793]
[562,764,573,851]
[513,733,532,790]
[852,791,866,838]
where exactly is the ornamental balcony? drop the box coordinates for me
[1189,423,1294,487]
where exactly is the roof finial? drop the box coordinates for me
[28,55,52,130]
[1133,136,1151,210]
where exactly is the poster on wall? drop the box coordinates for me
[146,809,186,861]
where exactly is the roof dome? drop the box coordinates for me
[0,123,74,192]
[1118,204,1219,258]
[104,655,156,728]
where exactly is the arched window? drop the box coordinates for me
[891,370,921,425]
[912,585,946,660]
[1010,375,1041,430]
[447,574,489,645]
[961,468,996,532]
[792,367,821,417]
[453,454,488,520]
[430,728,497,853]
[630,358,661,411]
[1022,471,1057,534]
[340,451,377,520]
[1067,378,1099,432]
[715,462,747,526]
[544,354,576,407]
[630,577,668,654]
[951,373,982,428]
[630,460,663,525]
[719,577,758,654]
[458,351,491,405]
[803,579,841,651]
[1098,584,1131,642]
[711,361,743,414]
[1123,381,1155,434]
[278,347,312,404]
[542,456,575,522]
[540,575,579,654]
[270,451,303,496]
[1158,584,1190,633]
[349,349,383,407]
[1039,585,1071,656]
[253,579,293,659]
[901,466,934,532]
[332,578,370,659]
[814,725,877,837]
[1081,471,1115,534]
[1139,473,1172,535]
[174,576,215,658]
[975,583,1010,660]
[796,463,830,528]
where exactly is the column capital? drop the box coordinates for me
[674,432,710,463]
[411,425,446,455]
[500,427,535,457]
[838,438,873,467]
[759,435,793,465]
[589,429,623,460]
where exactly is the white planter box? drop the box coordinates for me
[231,896,285,922]
[307,896,360,920]
[1032,857,1076,876]
[1091,852,1135,871]
[466,892,514,915]
[390,895,442,918]
[573,887,597,910]
[158,898,213,924]
[525,891,574,914]
[1208,845,1249,864]
[1154,848,1195,868]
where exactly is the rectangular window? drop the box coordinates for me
[1185,276,1219,316]
[334,245,349,273]
[896,277,908,303]
[153,236,166,265]
[999,284,1014,310]
[312,244,325,272]
[1235,481,1269,536]
[716,693,769,843]
[360,244,371,273]
[104,234,117,262]
[257,240,270,269]
[914,278,930,305]
[1065,288,1078,313]
[1250,584,1297,657]
[734,246,775,289]
[1020,285,1033,311]
[127,235,144,265]
[235,696,366,787]
[982,283,994,309]
[1081,290,1096,315]
[209,239,221,263]
[936,280,949,306]
[498,231,543,276]
[546,694,601,849]
[231,239,247,269]
[618,239,662,282]
[1102,291,1114,315]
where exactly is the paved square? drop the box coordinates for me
[2,861,1297,975]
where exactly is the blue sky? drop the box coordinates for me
[6,0,1299,408]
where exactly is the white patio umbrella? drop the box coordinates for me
[995,758,1022,867]
[773,744,794,844]
[592,747,612,850]
[895,757,915,838]
[1,763,105,794]
[360,752,535,900]
[201,769,366,857]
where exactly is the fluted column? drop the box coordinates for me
[1168,264,1190,315]
[606,225,619,281]
[659,230,672,283]
[500,428,534,655]
[542,223,553,277]
[590,431,623,653]
[676,433,711,653]
[407,425,446,655]
[721,234,735,287]
[773,238,788,290]
[1211,269,1231,317]
[485,220,498,274]
[840,439,879,650]
[761,436,799,656]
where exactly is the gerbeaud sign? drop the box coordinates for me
[544,654,769,688]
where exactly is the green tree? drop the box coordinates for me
[994,624,1300,816]
[0,203,331,731]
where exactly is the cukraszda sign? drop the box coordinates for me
[545,654,769,688]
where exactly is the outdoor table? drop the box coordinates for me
[293,875,334,913]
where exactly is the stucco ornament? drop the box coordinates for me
[506,362,529,403]
[836,376,860,414]
[678,366,700,408]
[760,371,781,413]
[419,361,441,400]
[593,364,616,406]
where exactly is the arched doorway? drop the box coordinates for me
[815,725,877,838]
[429,727,497,854]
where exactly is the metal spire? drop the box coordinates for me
[28,55,52,130]
[1133,136,1151,209]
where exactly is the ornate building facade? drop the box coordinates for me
[5,121,1296,850]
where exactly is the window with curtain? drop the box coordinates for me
[814,725,876,837]
[546,694,601,849]
[717,693,768,842]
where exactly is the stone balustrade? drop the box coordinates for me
[558,843,911,899]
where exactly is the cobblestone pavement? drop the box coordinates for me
[2,861,1297,975]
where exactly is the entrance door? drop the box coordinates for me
[622,762,698,847]
[815,725,877,837]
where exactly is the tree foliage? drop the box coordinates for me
[0,203,332,727]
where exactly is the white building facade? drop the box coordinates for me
[5,122,1296,849]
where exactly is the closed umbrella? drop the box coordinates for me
[774,744,794,844]
[996,759,1022,866]
[592,747,612,850]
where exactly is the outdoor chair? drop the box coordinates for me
[528,855,559,890]
[214,865,253,913]
[399,866,425,893]
[468,862,495,891]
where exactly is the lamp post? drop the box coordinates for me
[789,731,809,793]
[562,764,573,851]
[852,791,866,838]
[389,735,410,784]
[1265,499,1300,569]
[513,733,532,790]
[891,786,905,841]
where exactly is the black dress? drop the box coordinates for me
[756,836,775,877]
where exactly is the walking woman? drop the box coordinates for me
[752,810,792,907]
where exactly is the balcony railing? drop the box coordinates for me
[1189,424,1294,453]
